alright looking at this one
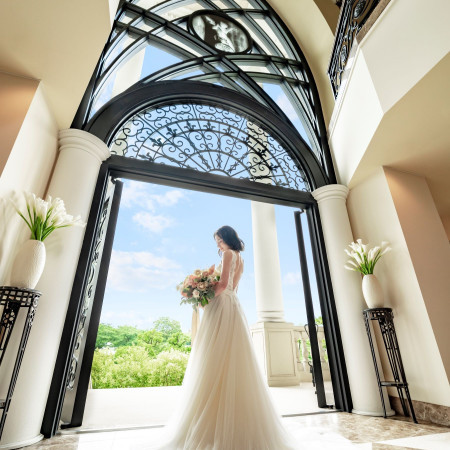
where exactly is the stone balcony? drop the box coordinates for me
[78,324,333,431]
[293,325,331,383]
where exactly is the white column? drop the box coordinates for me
[312,184,393,416]
[250,205,301,386]
[247,123,299,386]
[0,130,110,448]
[251,201,285,322]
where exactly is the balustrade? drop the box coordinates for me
[328,0,381,98]
[292,325,330,383]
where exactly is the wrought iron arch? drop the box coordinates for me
[41,1,352,439]
[85,80,329,191]
[73,0,336,184]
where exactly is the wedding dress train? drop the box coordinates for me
[158,251,298,449]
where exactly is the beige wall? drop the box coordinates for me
[0,1,116,129]
[347,168,450,406]
[0,83,58,284]
[313,0,340,33]
[441,215,450,241]
[329,0,450,188]
[269,0,336,125]
[0,72,39,176]
[384,167,450,381]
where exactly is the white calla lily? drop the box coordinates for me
[11,191,85,241]
[344,239,391,275]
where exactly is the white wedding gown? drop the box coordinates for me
[158,251,298,449]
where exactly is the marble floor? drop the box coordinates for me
[80,384,334,430]
[19,413,450,449]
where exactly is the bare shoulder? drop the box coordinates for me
[222,249,234,260]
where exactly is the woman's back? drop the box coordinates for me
[158,249,296,449]
[224,250,243,292]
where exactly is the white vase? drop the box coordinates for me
[10,239,46,289]
[362,274,384,309]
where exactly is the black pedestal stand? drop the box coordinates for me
[363,307,417,423]
[0,286,41,439]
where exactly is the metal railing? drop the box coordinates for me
[327,0,381,98]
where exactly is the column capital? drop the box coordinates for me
[58,129,110,163]
[312,184,349,203]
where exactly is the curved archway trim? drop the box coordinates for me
[84,80,329,191]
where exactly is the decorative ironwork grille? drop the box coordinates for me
[65,181,115,392]
[74,0,334,181]
[327,0,381,98]
[110,102,309,191]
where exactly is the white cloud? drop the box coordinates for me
[153,189,185,207]
[120,180,148,208]
[107,250,183,293]
[283,271,301,286]
[276,94,299,122]
[133,211,174,233]
[121,180,186,211]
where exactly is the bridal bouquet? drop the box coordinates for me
[178,265,220,309]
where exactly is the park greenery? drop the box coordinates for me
[91,316,326,389]
[91,317,191,389]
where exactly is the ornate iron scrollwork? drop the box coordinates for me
[328,0,380,98]
[0,288,40,366]
[110,102,309,191]
[73,0,334,181]
[353,0,368,18]
[65,191,113,390]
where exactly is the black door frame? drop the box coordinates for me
[42,82,351,437]
[42,159,351,436]
[85,80,330,192]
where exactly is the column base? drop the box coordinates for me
[0,433,43,449]
[250,321,300,387]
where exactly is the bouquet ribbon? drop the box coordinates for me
[191,307,201,345]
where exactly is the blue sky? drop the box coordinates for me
[97,42,321,332]
[100,179,321,332]
[93,44,312,148]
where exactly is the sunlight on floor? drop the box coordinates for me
[24,413,450,449]
[79,383,333,431]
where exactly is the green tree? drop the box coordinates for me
[91,347,189,389]
[148,350,189,386]
[92,317,192,388]
[137,318,191,355]
[95,324,141,349]
[152,317,183,339]
[137,329,165,357]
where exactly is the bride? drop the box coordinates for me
[158,226,297,449]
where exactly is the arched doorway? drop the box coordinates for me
[42,0,351,437]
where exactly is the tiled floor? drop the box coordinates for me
[20,413,450,449]
[11,385,450,449]
[80,384,334,430]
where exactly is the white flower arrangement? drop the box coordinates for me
[12,192,85,241]
[344,239,391,275]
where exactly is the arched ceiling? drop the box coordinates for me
[268,0,339,125]
[0,0,337,130]
[0,0,120,128]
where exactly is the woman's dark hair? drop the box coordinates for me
[214,225,245,252]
